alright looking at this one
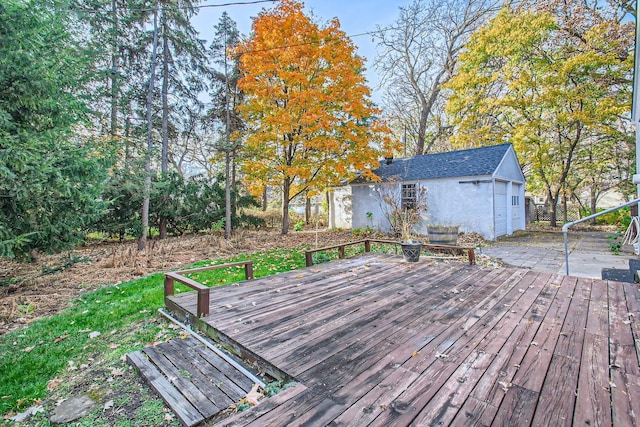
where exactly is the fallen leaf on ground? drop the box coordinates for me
[88,331,101,339]
[54,335,68,343]
[103,400,114,411]
[47,378,62,391]
[110,367,125,376]
[244,384,263,406]
[499,381,512,392]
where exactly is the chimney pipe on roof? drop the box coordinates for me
[385,156,393,165]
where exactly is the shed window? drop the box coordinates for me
[512,195,520,206]
[401,183,417,210]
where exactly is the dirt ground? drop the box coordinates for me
[0,230,352,336]
[0,229,487,336]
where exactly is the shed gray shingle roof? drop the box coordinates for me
[352,143,513,184]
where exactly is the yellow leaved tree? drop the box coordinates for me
[446,5,633,226]
[235,0,392,234]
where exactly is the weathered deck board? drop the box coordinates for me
[127,335,257,426]
[573,280,611,426]
[163,253,640,426]
[608,280,640,426]
[127,350,205,427]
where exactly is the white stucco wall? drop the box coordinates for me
[352,176,525,240]
[349,146,527,240]
[425,177,496,239]
[351,184,389,231]
[328,186,352,229]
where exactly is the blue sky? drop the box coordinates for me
[190,0,410,101]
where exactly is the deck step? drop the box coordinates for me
[127,335,256,426]
[602,258,640,283]
[601,267,635,283]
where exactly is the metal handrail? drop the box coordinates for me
[562,198,640,275]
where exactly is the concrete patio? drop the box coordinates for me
[481,230,638,279]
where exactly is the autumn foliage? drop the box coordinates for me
[235,0,392,234]
[446,4,633,225]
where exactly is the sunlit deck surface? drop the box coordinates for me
[165,253,640,426]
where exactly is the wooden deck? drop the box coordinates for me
[127,336,256,426]
[165,253,640,426]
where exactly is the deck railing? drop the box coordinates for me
[164,260,254,317]
[562,198,640,275]
[304,239,476,267]
[165,241,475,318]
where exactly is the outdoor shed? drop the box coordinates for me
[344,143,526,241]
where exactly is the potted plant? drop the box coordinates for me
[398,208,424,262]
[375,177,428,262]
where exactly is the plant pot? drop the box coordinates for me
[401,241,423,262]
[428,226,459,246]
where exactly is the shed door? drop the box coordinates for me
[511,184,522,229]
[494,181,508,237]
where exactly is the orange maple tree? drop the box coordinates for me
[234,0,392,234]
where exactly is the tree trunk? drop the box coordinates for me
[414,97,428,156]
[159,14,169,240]
[139,3,159,251]
[262,187,268,211]
[549,204,557,228]
[231,149,237,220]
[305,196,311,224]
[160,18,169,175]
[547,188,558,228]
[110,0,118,138]
[223,25,232,240]
[590,185,597,225]
[225,149,231,239]
[281,179,290,235]
[124,115,131,163]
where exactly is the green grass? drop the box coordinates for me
[0,272,169,415]
[0,246,321,419]
[180,247,309,285]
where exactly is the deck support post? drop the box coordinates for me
[197,288,210,318]
[164,276,175,298]
[244,261,254,280]
[467,248,476,265]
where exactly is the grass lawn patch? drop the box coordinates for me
[0,246,314,424]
